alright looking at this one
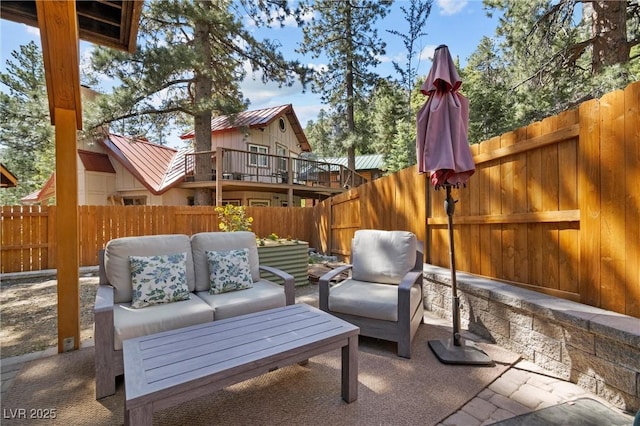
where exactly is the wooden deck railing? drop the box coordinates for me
[184,148,366,189]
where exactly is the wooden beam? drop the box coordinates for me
[35,0,82,129]
[35,0,82,353]
[427,209,580,225]
[54,107,80,352]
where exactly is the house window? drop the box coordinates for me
[279,117,286,132]
[123,196,146,205]
[249,199,270,207]
[222,199,241,206]
[276,144,288,172]
[248,144,268,167]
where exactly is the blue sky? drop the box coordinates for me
[1,0,500,147]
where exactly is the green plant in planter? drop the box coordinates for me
[215,205,253,232]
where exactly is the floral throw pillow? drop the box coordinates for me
[206,249,253,294]
[129,252,190,309]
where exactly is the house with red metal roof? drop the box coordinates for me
[21,104,367,206]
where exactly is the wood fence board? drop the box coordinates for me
[487,136,502,278]
[541,116,560,290]
[501,131,517,281]
[47,206,55,268]
[526,121,544,288]
[468,144,481,274]
[579,98,601,307]
[599,89,626,313]
[624,82,640,317]
[479,139,493,276]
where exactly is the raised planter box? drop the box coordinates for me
[257,240,309,286]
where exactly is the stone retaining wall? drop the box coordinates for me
[423,264,640,412]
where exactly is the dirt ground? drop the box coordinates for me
[0,267,332,360]
[0,274,99,359]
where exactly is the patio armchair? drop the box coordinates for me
[319,230,424,358]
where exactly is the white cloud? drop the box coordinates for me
[419,45,438,61]
[25,25,40,36]
[437,0,468,16]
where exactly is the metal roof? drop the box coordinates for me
[101,134,180,194]
[318,154,384,171]
[180,104,311,151]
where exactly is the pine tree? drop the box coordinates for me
[0,42,54,205]
[89,0,309,205]
[481,0,639,126]
[298,0,391,170]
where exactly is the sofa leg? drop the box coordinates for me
[95,348,115,399]
[95,370,116,399]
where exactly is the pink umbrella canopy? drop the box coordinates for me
[416,44,475,188]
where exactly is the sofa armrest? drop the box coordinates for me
[94,284,115,314]
[259,264,295,306]
[398,270,423,320]
[318,264,353,312]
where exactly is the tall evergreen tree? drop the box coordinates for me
[481,0,639,126]
[298,0,391,170]
[461,36,514,143]
[89,0,310,205]
[387,0,432,114]
[0,42,54,205]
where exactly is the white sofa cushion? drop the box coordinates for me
[351,230,417,285]
[195,280,285,320]
[113,297,213,350]
[328,278,422,322]
[191,231,260,292]
[104,234,195,303]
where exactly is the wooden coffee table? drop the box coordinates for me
[123,303,359,425]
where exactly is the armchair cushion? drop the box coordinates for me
[206,248,253,294]
[351,230,417,284]
[328,278,422,322]
[129,252,190,308]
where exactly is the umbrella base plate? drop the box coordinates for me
[428,338,494,366]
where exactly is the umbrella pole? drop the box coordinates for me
[445,185,462,346]
[428,184,494,366]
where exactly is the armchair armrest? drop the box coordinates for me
[318,264,353,312]
[259,264,295,305]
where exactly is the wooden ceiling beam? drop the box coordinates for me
[35,0,82,129]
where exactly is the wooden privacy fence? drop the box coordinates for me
[312,81,639,318]
[1,205,314,272]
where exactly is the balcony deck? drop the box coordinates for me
[183,148,367,201]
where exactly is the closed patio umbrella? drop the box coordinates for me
[416,45,492,365]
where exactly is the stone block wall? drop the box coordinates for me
[423,264,640,412]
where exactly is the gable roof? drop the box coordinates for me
[1,163,18,188]
[180,104,311,151]
[100,134,185,195]
[318,154,384,171]
[21,173,56,204]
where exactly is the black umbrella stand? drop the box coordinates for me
[428,184,494,365]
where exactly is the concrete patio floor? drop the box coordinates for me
[0,271,636,425]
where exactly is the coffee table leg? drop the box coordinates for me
[125,403,153,426]
[341,334,358,402]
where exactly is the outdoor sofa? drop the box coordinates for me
[94,231,295,399]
